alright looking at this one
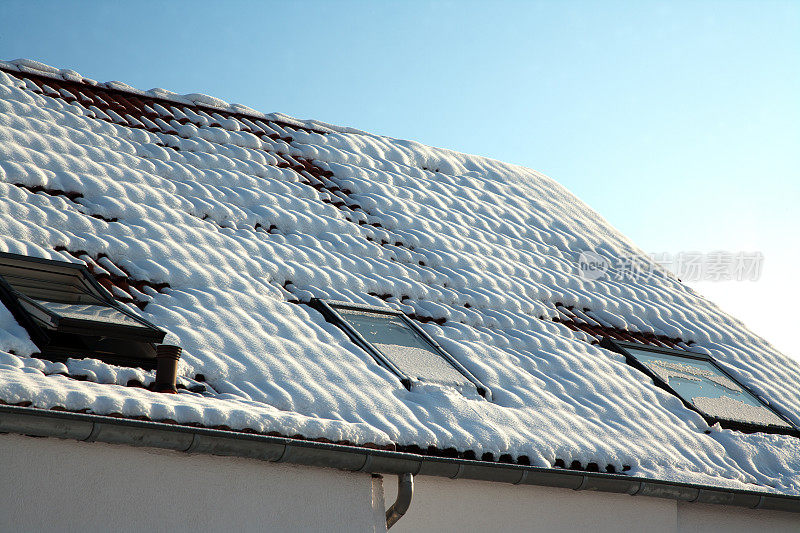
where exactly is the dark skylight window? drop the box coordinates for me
[0,252,165,367]
[312,299,489,398]
[602,338,795,433]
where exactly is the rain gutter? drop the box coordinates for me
[0,404,798,514]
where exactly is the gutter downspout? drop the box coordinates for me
[386,473,413,529]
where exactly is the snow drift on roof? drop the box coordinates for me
[0,59,798,495]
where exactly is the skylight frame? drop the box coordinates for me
[15,293,163,342]
[0,252,166,367]
[601,337,798,435]
[311,299,490,398]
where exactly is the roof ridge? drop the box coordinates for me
[0,57,367,136]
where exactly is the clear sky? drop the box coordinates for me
[1,1,798,359]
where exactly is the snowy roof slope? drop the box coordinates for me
[0,58,799,495]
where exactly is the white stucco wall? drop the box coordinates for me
[1,433,797,532]
[383,474,799,533]
[0,433,386,533]
[676,501,798,532]
[384,474,677,533]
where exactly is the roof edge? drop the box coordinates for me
[0,404,797,513]
[0,59,358,135]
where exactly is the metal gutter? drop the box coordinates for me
[1,404,798,514]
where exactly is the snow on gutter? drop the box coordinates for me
[1,404,798,514]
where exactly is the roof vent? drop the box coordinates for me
[153,344,182,393]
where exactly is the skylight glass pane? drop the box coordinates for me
[626,347,791,429]
[337,308,470,386]
[34,300,146,328]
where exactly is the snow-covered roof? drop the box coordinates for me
[1,58,799,496]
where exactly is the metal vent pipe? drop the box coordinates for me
[153,344,181,393]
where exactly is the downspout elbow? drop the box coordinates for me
[386,473,414,530]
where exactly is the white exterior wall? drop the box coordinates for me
[676,502,799,533]
[0,433,386,533]
[1,433,797,532]
[384,474,799,533]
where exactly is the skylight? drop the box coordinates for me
[0,252,166,367]
[312,299,490,398]
[602,338,795,433]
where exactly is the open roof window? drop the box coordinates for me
[0,252,166,368]
[602,338,796,434]
[312,299,490,399]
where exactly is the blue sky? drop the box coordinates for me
[2,1,798,358]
